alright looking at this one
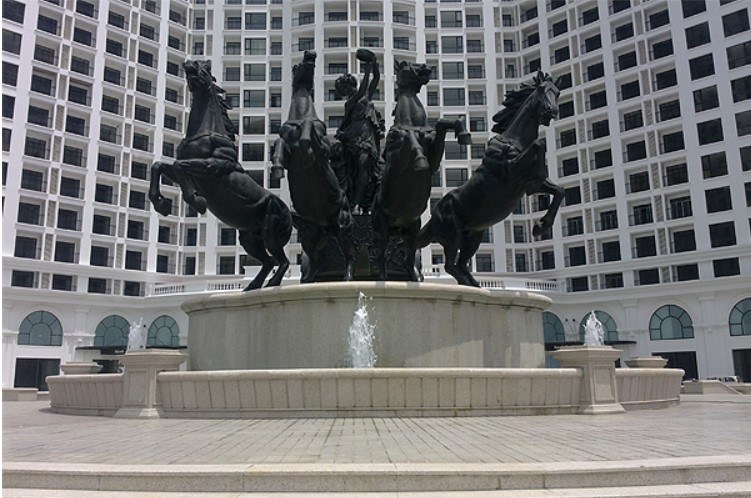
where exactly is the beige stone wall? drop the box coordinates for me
[616,369,683,410]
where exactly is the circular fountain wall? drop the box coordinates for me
[182,282,550,371]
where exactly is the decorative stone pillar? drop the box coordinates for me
[114,350,187,418]
[552,345,625,415]
[59,362,103,375]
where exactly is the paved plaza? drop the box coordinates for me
[3,395,751,496]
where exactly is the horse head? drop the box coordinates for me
[394,60,431,93]
[292,50,317,93]
[183,60,215,95]
[531,71,561,126]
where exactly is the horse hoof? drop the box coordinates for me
[457,132,472,146]
[193,196,208,214]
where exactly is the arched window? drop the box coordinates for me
[578,310,618,342]
[18,311,63,346]
[542,312,565,343]
[649,305,694,340]
[729,298,751,336]
[94,315,129,347]
[148,315,180,347]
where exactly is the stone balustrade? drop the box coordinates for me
[616,368,684,409]
[47,374,123,416]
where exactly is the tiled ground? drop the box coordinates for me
[4,396,751,466]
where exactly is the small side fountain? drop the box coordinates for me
[127,318,147,351]
[583,310,605,346]
[347,292,377,368]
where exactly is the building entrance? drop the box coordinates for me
[14,358,60,391]
[733,349,751,382]
[654,351,697,381]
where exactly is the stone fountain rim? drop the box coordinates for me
[181,281,552,314]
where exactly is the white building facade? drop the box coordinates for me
[2,0,750,388]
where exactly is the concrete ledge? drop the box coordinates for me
[2,388,39,402]
[617,368,684,409]
[4,456,751,493]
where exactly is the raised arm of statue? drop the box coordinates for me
[368,61,380,99]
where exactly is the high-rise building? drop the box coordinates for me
[3,0,750,389]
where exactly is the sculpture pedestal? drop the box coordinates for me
[60,362,103,375]
[114,350,187,418]
[552,346,625,415]
[624,357,668,368]
[183,282,551,370]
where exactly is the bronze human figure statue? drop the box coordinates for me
[334,49,385,214]
[418,71,564,287]
[371,60,471,281]
[271,51,356,283]
[149,60,292,290]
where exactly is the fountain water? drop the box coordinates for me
[583,310,605,346]
[127,317,147,351]
[347,292,377,367]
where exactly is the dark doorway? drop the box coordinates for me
[733,349,751,382]
[654,351,698,381]
[14,358,60,391]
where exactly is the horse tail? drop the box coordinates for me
[416,216,434,248]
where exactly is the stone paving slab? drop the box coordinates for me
[3,398,751,466]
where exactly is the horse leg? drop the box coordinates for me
[149,162,174,216]
[336,206,356,281]
[171,160,207,214]
[297,222,323,283]
[239,230,275,291]
[262,197,293,288]
[455,230,484,288]
[371,202,390,281]
[407,130,429,170]
[401,220,423,282]
[533,178,564,236]
[270,137,287,180]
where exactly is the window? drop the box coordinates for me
[599,211,618,231]
[95,184,114,204]
[723,9,749,37]
[682,0,706,18]
[587,63,604,81]
[617,51,637,71]
[18,311,63,346]
[650,305,694,340]
[709,221,736,248]
[593,149,612,169]
[94,315,129,346]
[244,90,264,108]
[443,62,464,80]
[18,202,41,224]
[735,109,751,136]
[3,29,21,54]
[689,54,714,79]
[665,163,689,185]
[245,38,265,56]
[636,268,660,286]
[589,91,607,110]
[652,39,674,59]
[54,241,76,263]
[705,186,732,212]
[11,270,35,288]
[445,169,468,187]
[625,141,647,161]
[244,64,265,82]
[3,0,25,23]
[558,101,574,119]
[713,257,740,277]
[567,246,586,267]
[564,186,581,206]
[225,66,240,81]
[90,246,110,267]
[21,169,44,191]
[669,196,692,219]
[623,110,643,130]
[584,35,601,53]
[727,41,751,69]
[441,36,462,54]
[590,120,609,139]
[551,19,567,37]
[148,316,180,347]
[697,119,723,145]
[3,61,18,86]
[674,264,699,282]
[542,312,565,344]
[634,235,656,258]
[655,69,677,90]
[242,143,264,161]
[565,216,584,236]
[92,215,112,235]
[561,157,579,176]
[701,152,728,178]
[729,299,751,336]
[596,179,615,199]
[559,129,576,147]
[631,203,653,225]
[569,276,588,292]
[662,131,685,153]
[60,177,80,197]
[731,76,751,102]
[614,23,633,42]
[88,278,108,294]
[14,236,37,258]
[693,86,719,112]
[184,256,196,275]
[476,254,494,273]
[443,88,465,106]
[686,22,711,49]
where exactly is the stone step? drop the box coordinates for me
[4,481,751,497]
[4,456,751,494]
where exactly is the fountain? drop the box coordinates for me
[347,293,377,368]
[127,318,147,351]
[583,311,605,346]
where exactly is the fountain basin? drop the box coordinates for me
[182,282,551,371]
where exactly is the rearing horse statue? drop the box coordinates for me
[371,60,471,281]
[149,60,292,290]
[271,51,356,283]
[417,71,564,286]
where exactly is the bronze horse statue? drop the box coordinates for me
[271,51,356,282]
[149,60,292,290]
[417,71,564,287]
[371,60,471,281]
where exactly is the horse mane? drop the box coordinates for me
[210,81,237,139]
[491,83,536,134]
